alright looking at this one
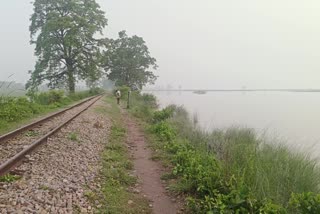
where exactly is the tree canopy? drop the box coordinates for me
[102,31,158,90]
[27,0,107,93]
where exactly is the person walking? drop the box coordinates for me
[115,89,121,105]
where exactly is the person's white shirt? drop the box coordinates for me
[116,90,121,98]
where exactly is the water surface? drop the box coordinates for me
[150,91,320,157]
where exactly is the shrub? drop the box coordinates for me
[141,93,158,108]
[151,121,176,142]
[128,92,157,120]
[290,192,320,213]
[34,90,65,105]
[152,105,175,123]
[0,97,43,122]
[89,87,104,95]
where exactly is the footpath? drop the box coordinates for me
[122,110,180,214]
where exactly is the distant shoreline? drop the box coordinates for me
[144,89,320,92]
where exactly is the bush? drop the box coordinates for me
[0,97,43,123]
[151,121,176,142]
[290,192,320,213]
[89,87,104,95]
[152,106,175,123]
[33,90,65,105]
[140,93,158,109]
[128,92,157,120]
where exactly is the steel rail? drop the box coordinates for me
[0,95,102,176]
[0,95,99,143]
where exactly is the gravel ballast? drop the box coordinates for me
[0,98,100,164]
[0,99,110,213]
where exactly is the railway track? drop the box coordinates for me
[0,95,102,176]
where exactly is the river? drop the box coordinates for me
[150,91,320,158]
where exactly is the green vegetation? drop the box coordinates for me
[93,95,151,213]
[0,174,21,183]
[127,92,320,213]
[28,0,107,93]
[68,132,79,142]
[0,89,100,134]
[102,31,158,90]
[126,91,158,120]
[25,130,39,137]
[27,1,157,94]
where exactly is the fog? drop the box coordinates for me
[1,0,320,89]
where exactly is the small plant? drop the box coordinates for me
[68,132,79,142]
[0,174,21,183]
[39,185,54,191]
[25,130,39,137]
[84,190,96,201]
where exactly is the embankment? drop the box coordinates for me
[126,89,320,213]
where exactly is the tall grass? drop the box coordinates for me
[169,106,320,206]
[126,92,320,212]
[0,79,25,97]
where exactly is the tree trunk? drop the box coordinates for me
[67,69,75,94]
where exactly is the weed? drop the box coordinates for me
[68,132,79,142]
[25,130,39,137]
[0,174,21,183]
[84,190,96,201]
[73,204,82,214]
[39,185,54,192]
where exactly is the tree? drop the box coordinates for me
[102,31,158,90]
[27,0,107,93]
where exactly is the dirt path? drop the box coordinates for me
[122,112,179,214]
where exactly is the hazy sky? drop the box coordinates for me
[1,0,320,89]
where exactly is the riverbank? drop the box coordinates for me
[151,91,320,156]
[126,90,320,213]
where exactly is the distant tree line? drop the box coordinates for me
[27,0,158,93]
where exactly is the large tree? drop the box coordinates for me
[27,0,107,93]
[102,31,158,90]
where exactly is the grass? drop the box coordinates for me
[39,185,51,191]
[125,91,320,213]
[171,112,320,207]
[0,174,21,183]
[168,107,320,212]
[68,132,79,142]
[25,130,39,137]
[0,89,101,135]
[93,94,151,214]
